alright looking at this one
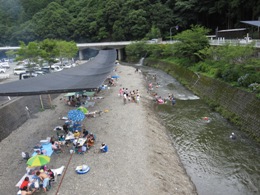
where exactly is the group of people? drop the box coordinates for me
[150,86,176,106]
[73,129,95,153]
[119,88,141,104]
[56,126,108,154]
[19,169,55,194]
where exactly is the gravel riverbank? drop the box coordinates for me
[0,64,196,195]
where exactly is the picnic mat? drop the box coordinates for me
[32,143,53,157]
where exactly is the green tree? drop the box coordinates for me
[173,25,210,63]
[56,40,78,64]
[19,0,53,22]
[15,41,41,74]
[30,2,72,40]
[145,25,161,40]
[5,50,16,59]
[124,9,149,40]
[39,39,59,67]
[125,41,148,61]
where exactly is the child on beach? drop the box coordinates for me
[119,88,123,97]
[136,95,140,103]
[100,143,108,153]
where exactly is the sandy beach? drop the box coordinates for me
[0,64,196,195]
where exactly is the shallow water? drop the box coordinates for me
[139,65,260,195]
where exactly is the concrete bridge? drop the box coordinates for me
[0,42,135,60]
[1,39,260,60]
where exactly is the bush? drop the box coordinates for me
[238,73,259,87]
[125,41,148,60]
[222,68,240,82]
[248,83,260,93]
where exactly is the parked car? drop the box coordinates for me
[33,70,45,75]
[19,73,38,80]
[13,67,27,75]
[52,64,63,71]
[239,37,253,44]
[40,67,51,74]
[0,62,10,69]
[0,67,6,73]
[41,66,62,73]
[61,63,72,69]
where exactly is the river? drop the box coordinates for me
[137,65,260,195]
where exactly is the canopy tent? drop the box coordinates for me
[0,49,117,96]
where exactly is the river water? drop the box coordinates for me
[137,65,260,195]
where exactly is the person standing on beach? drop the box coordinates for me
[123,93,127,104]
[119,88,123,97]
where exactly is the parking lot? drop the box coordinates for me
[0,62,23,106]
[0,62,20,84]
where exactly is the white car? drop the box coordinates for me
[240,37,253,44]
[20,73,38,80]
[42,66,63,72]
[0,62,10,69]
[0,67,6,73]
[13,67,27,75]
[61,63,72,69]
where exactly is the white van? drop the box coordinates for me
[13,67,27,75]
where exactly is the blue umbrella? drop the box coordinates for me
[68,109,85,122]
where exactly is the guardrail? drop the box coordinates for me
[1,39,260,51]
[209,39,260,48]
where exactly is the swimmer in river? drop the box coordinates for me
[202,117,210,123]
[230,132,236,140]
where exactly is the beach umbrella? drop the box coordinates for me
[27,155,50,167]
[77,106,88,114]
[68,109,85,122]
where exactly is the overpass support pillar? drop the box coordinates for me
[79,50,84,60]
[117,49,123,61]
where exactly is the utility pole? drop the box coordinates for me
[170,26,179,43]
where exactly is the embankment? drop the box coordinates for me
[0,94,58,141]
[145,59,260,142]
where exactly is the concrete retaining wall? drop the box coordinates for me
[0,94,58,141]
[145,59,260,140]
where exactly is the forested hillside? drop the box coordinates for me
[0,0,259,46]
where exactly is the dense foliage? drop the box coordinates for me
[125,26,260,96]
[0,0,259,46]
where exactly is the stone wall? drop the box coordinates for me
[145,59,260,140]
[0,94,58,141]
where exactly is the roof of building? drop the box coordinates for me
[241,21,260,27]
[218,28,247,32]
